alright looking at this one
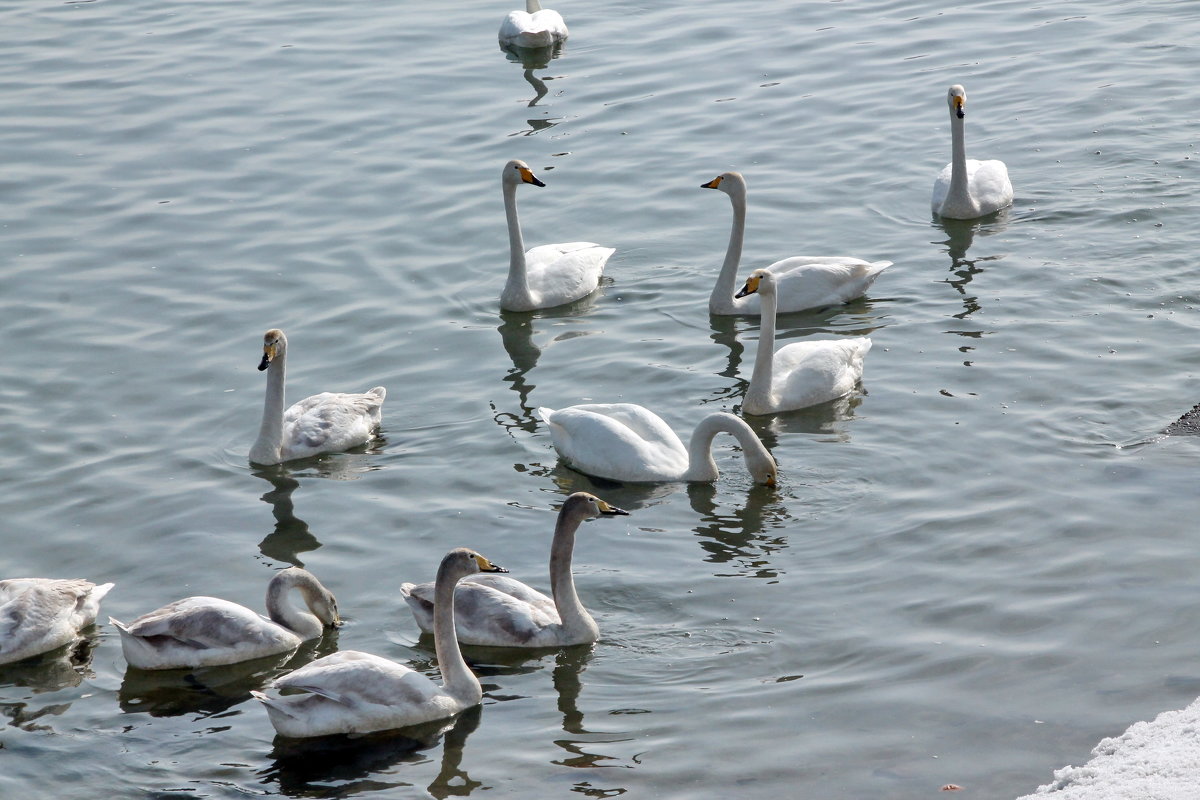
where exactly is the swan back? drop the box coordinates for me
[538,404,689,481]
[0,578,113,665]
[498,1,568,47]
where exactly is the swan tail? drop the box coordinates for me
[250,690,298,719]
[535,407,556,424]
[367,387,386,400]
[108,617,130,633]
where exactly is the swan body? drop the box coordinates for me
[252,549,507,738]
[500,159,614,312]
[249,329,386,465]
[0,578,113,665]
[110,567,339,670]
[537,404,777,485]
[931,84,1013,219]
[735,269,871,415]
[701,172,891,315]
[499,0,568,48]
[401,493,628,648]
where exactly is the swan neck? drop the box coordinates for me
[949,114,970,197]
[549,510,598,638]
[502,181,530,301]
[434,562,482,703]
[711,192,747,312]
[526,0,542,12]
[252,350,286,464]
[747,288,778,407]
[265,574,322,640]
[682,418,724,481]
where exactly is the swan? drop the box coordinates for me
[537,405,777,485]
[734,269,872,415]
[249,328,386,465]
[498,0,568,48]
[401,492,628,648]
[109,567,339,670]
[0,578,113,665]
[931,84,1013,219]
[252,548,507,738]
[499,159,614,312]
[701,171,891,315]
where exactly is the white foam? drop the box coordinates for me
[1018,696,1200,799]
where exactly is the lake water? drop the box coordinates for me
[4,0,1200,797]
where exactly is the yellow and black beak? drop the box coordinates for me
[258,343,277,371]
[475,554,509,573]
[520,166,546,187]
[596,499,630,517]
[701,175,723,190]
[735,274,761,298]
[954,96,965,119]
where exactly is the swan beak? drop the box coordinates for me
[734,275,761,298]
[701,176,722,190]
[954,97,965,119]
[596,500,630,517]
[763,472,777,488]
[519,166,546,187]
[475,554,509,574]
[258,345,276,371]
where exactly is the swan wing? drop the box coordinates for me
[969,159,1013,214]
[499,9,568,46]
[523,242,613,308]
[771,337,872,410]
[281,387,385,459]
[119,597,287,651]
[767,257,893,311]
[402,576,559,647]
[0,579,109,663]
[538,404,688,481]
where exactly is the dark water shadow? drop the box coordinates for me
[500,42,565,108]
[0,627,101,694]
[686,482,790,578]
[117,633,341,718]
[259,704,484,799]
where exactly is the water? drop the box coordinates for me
[3,0,1200,796]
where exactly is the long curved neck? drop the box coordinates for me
[948,113,971,203]
[265,575,323,639]
[710,191,746,312]
[747,288,777,406]
[434,564,482,703]
[251,350,286,463]
[682,415,760,481]
[549,510,598,639]
[502,181,530,302]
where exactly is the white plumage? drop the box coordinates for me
[735,269,872,415]
[249,328,386,465]
[401,493,628,648]
[499,159,614,312]
[252,549,506,738]
[537,404,777,485]
[498,0,568,48]
[0,578,113,665]
[701,171,891,315]
[931,84,1013,219]
[110,567,339,670]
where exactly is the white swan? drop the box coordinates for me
[734,269,872,415]
[401,493,627,648]
[701,171,891,315]
[537,404,777,485]
[931,84,1013,219]
[0,578,113,665]
[249,328,386,465]
[500,159,614,312]
[252,548,507,738]
[110,567,339,670]
[498,0,568,48]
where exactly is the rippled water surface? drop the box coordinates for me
[4,0,1200,797]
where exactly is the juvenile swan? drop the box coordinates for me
[252,548,507,738]
[401,493,628,648]
[249,329,386,465]
[498,0,568,48]
[500,159,614,311]
[931,84,1013,219]
[0,578,113,665]
[110,567,339,670]
[702,171,891,315]
[538,404,777,485]
[735,269,871,415]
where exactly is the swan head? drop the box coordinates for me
[503,158,546,188]
[441,547,509,582]
[258,328,286,371]
[700,171,747,201]
[734,268,774,298]
[270,566,342,628]
[563,491,629,521]
[947,84,966,119]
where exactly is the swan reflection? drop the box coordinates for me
[0,628,101,694]
[687,482,789,577]
[253,468,322,566]
[500,42,564,108]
